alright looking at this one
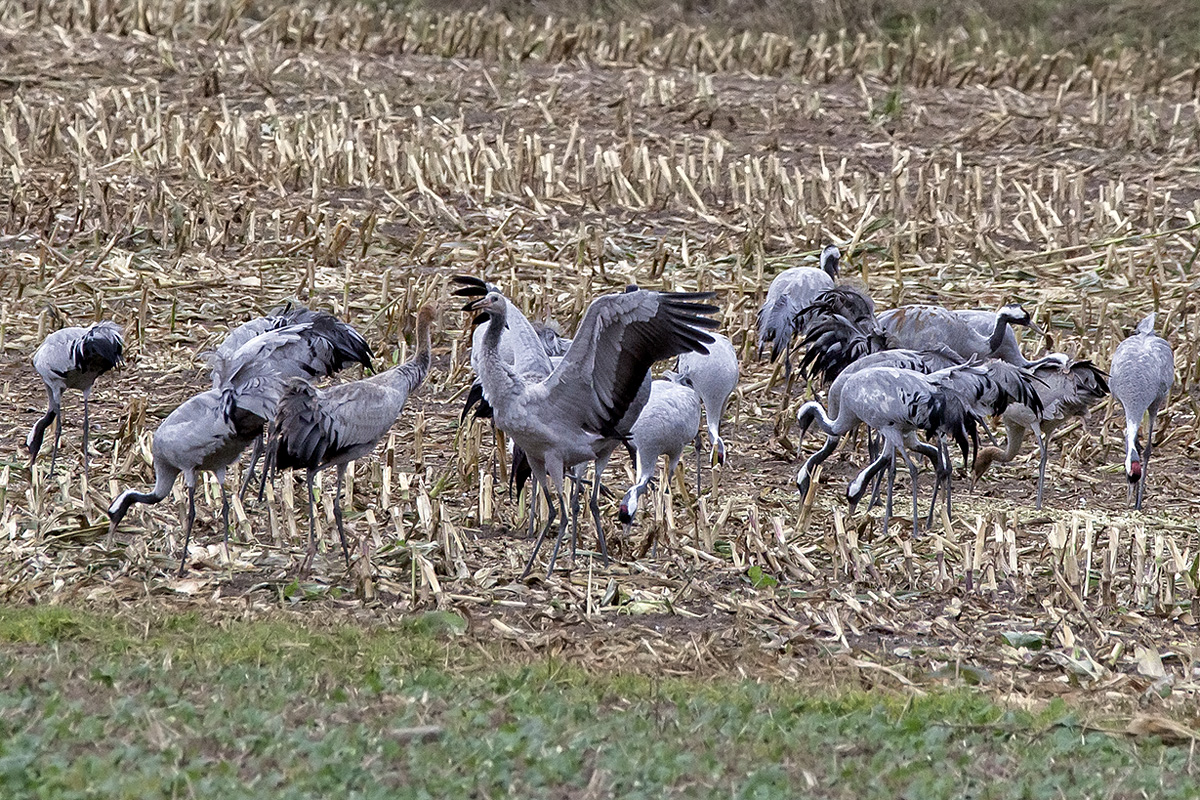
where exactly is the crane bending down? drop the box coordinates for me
[269,305,434,571]
[107,327,310,574]
[674,331,739,493]
[757,245,839,371]
[1109,313,1174,510]
[215,305,373,499]
[795,367,975,535]
[465,287,717,576]
[27,320,125,477]
[972,355,1109,508]
[617,377,702,538]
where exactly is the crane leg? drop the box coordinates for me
[1137,411,1157,511]
[333,465,351,569]
[914,440,943,527]
[302,470,317,574]
[520,483,557,578]
[588,454,612,566]
[882,445,897,537]
[568,468,582,559]
[82,392,91,478]
[545,488,572,574]
[895,446,921,535]
[694,433,703,499]
[1034,427,1048,510]
[239,435,264,502]
[178,482,197,577]
[49,413,62,478]
[220,481,232,562]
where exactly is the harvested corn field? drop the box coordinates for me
[2,0,1200,724]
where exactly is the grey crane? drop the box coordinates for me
[798,285,1044,386]
[464,287,717,575]
[107,327,309,574]
[674,331,739,492]
[27,320,125,477]
[1109,313,1174,510]
[269,305,434,571]
[216,305,373,499]
[794,366,974,535]
[617,377,702,535]
[879,303,1044,363]
[972,354,1109,508]
[921,359,1044,516]
[455,278,655,563]
[757,244,840,370]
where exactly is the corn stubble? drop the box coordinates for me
[0,0,1198,707]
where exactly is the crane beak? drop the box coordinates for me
[462,297,491,312]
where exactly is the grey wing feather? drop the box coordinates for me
[544,290,718,436]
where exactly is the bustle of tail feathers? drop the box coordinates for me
[798,314,887,384]
[269,379,326,473]
[74,323,125,373]
[926,388,978,468]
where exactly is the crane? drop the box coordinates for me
[617,377,702,540]
[674,331,739,493]
[794,366,975,535]
[215,305,373,499]
[269,305,434,571]
[107,326,311,574]
[1109,313,1174,510]
[27,320,125,477]
[972,355,1109,508]
[798,285,1045,385]
[464,286,717,575]
[757,245,840,371]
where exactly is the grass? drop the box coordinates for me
[0,605,1194,799]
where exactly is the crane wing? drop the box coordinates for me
[542,289,718,436]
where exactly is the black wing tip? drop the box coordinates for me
[451,275,488,297]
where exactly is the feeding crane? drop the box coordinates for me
[1109,313,1174,510]
[107,326,313,574]
[215,305,373,499]
[674,331,739,493]
[269,305,434,571]
[617,377,702,539]
[794,366,975,535]
[972,355,1109,508]
[464,286,717,575]
[27,320,125,477]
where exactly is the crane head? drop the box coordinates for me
[462,291,505,316]
[1126,446,1142,482]
[998,303,1045,336]
[712,436,726,467]
[819,244,841,278]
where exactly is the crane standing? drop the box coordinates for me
[269,306,435,571]
[757,245,840,373]
[972,355,1109,508]
[1109,313,1174,510]
[464,287,717,575]
[27,320,125,477]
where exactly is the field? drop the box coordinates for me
[2,0,1200,794]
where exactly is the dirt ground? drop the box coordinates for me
[1,2,1200,714]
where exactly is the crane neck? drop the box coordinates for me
[987,315,1010,354]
